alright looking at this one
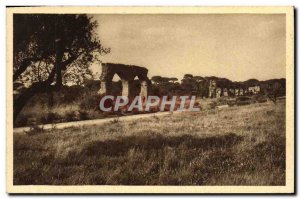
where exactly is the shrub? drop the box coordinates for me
[110,118,120,124]
[61,86,87,104]
[253,95,268,103]
[65,111,79,122]
[217,98,229,105]
[15,114,28,127]
[80,94,100,110]
[236,100,251,106]
[40,112,61,124]
[26,125,44,136]
[79,110,90,120]
[236,96,251,101]
[236,96,252,106]
[257,98,268,103]
[227,99,236,107]
[208,101,218,109]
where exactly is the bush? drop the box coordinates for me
[61,86,86,104]
[257,98,268,103]
[65,111,80,122]
[40,112,61,124]
[208,101,218,109]
[236,96,251,101]
[110,118,120,124]
[15,114,28,127]
[79,111,90,120]
[236,96,252,106]
[217,98,229,105]
[253,95,268,103]
[227,99,236,106]
[236,100,251,106]
[80,94,100,110]
[26,125,44,136]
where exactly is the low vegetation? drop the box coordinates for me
[14,83,274,128]
[14,100,286,185]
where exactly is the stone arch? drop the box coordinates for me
[98,63,151,98]
[130,76,141,97]
[110,73,122,96]
[112,73,122,82]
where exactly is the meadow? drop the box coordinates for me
[13,100,286,185]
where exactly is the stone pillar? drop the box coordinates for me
[140,80,148,100]
[239,89,244,96]
[121,80,130,97]
[235,89,239,96]
[216,88,221,98]
[99,81,111,95]
[209,80,216,98]
[223,88,228,97]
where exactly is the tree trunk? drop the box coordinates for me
[13,82,46,125]
[13,47,70,125]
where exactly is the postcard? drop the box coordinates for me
[6,6,294,194]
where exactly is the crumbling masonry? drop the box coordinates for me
[99,63,151,98]
[208,80,217,98]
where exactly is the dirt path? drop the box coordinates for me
[13,111,184,134]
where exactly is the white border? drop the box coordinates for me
[3,5,296,196]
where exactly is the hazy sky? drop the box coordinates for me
[91,14,286,81]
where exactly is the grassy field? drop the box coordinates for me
[13,100,286,185]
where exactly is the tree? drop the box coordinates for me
[181,74,196,94]
[168,77,178,83]
[13,14,110,123]
[183,74,193,80]
[151,76,163,85]
[193,76,207,97]
[266,82,282,104]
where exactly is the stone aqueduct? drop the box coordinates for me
[98,63,269,99]
[98,63,151,98]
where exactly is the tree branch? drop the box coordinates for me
[13,57,40,81]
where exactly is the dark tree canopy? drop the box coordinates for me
[151,76,163,84]
[168,77,178,83]
[183,74,193,80]
[13,14,109,123]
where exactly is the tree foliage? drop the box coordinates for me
[13,14,109,122]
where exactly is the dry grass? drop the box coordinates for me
[13,100,286,185]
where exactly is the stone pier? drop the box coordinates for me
[98,63,151,98]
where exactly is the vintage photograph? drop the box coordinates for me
[7,7,294,193]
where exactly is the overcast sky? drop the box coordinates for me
[90,14,286,81]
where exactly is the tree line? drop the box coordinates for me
[151,74,286,98]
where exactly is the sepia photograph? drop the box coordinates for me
[6,6,294,194]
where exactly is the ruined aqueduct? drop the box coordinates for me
[98,63,151,98]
